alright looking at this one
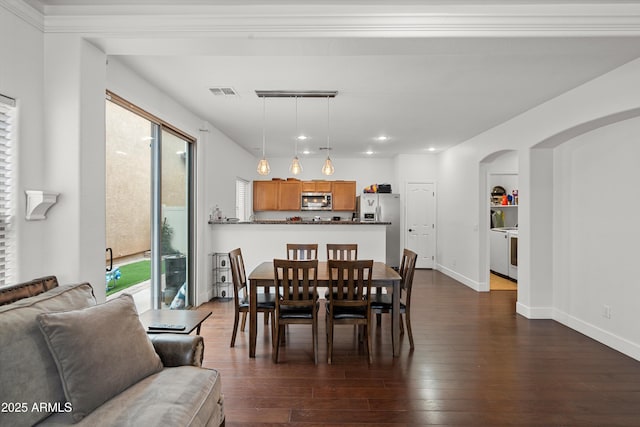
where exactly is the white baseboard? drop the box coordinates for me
[553,309,640,362]
[516,302,554,319]
[436,264,485,292]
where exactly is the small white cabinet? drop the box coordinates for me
[490,229,509,276]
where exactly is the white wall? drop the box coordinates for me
[553,116,640,356]
[0,7,46,282]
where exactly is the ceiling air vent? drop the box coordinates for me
[209,87,238,97]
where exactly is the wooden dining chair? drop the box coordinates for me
[371,248,418,349]
[326,259,374,364]
[326,243,358,260]
[272,259,319,364]
[286,243,318,260]
[228,248,276,348]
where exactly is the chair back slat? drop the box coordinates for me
[286,243,318,260]
[326,244,358,261]
[273,259,318,308]
[328,259,372,306]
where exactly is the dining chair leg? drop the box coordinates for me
[366,324,373,364]
[405,311,414,349]
[327,320,334,365]
[230,311,240,347]
[376,312,382,326]
[271,312,277,349]
[240,312,247,332]
[313,317,318,365]
[273,320,280,363]
[400,315,405,335]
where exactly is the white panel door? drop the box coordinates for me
[405,183,435,269]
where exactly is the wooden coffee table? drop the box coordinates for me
[139,309,212,335]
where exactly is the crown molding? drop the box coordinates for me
[0,0,44,31]
[37,4,640,37]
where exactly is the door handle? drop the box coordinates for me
[106,248,113,272]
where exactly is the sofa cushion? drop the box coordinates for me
[0,283,96,427]
[39,366,224,427]
[37,293,163,422]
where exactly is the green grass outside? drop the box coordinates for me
[106,259,152,296]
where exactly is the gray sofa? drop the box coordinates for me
[0,276,224,426]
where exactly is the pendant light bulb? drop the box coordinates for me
[289,96,303,175]
[257,157,270,175]
[321,95,335,176]
[257,96,270,176]
[290,156,302,175]
[321,156,334,176]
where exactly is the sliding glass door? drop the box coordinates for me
[106,93,194,311]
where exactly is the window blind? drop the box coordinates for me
[0,94,16,288]
[235,178,249,221]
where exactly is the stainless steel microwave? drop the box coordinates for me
[301,193,332,211]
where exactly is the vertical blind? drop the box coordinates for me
[0,94,16,288]
[235,178,249,221]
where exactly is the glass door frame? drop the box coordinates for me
[107,91,196,310]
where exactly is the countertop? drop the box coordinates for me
[209,219,391,225]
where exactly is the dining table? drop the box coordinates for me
[248,260,402,358]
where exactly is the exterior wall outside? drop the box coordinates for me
[105,101,151,260]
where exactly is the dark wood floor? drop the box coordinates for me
[199,270,640,426]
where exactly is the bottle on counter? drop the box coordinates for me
[214,205,222,221]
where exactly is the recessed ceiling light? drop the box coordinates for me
[365,150,374,155]
[375,136,388,141]
[297,135,308,141]
[428,147,436,152]
[302,150,311,155]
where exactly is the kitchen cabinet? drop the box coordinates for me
[278,180,302,210]
[254,179,355,211]
[332,181,357,211]
[253,181,279,211]
[301,180,332,192]
[253,180,301,211]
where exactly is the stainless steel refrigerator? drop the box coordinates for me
[357,193,401,269]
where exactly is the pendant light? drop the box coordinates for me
[321,95,335,176]
[256,96,270,175]
[289,96,303,175]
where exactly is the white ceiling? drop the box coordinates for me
[23,1,640,158]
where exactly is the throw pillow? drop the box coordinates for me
[37,293,163,422]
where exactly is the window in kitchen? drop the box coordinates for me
[0,94,16,288]
[236,178,250,221]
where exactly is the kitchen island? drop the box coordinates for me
[209,220,390,276]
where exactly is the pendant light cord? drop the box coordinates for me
[262,96,266,157]
[295,96,298,156]
[326,96,330,151]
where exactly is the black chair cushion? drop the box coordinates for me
[327,305,367,319]
[279,306,313,319]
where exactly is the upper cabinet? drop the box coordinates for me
[332,181,357,211]
[301,180,332,193]
[278,180,302,210]
[253,179,356,212]
[253,181,279,211]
